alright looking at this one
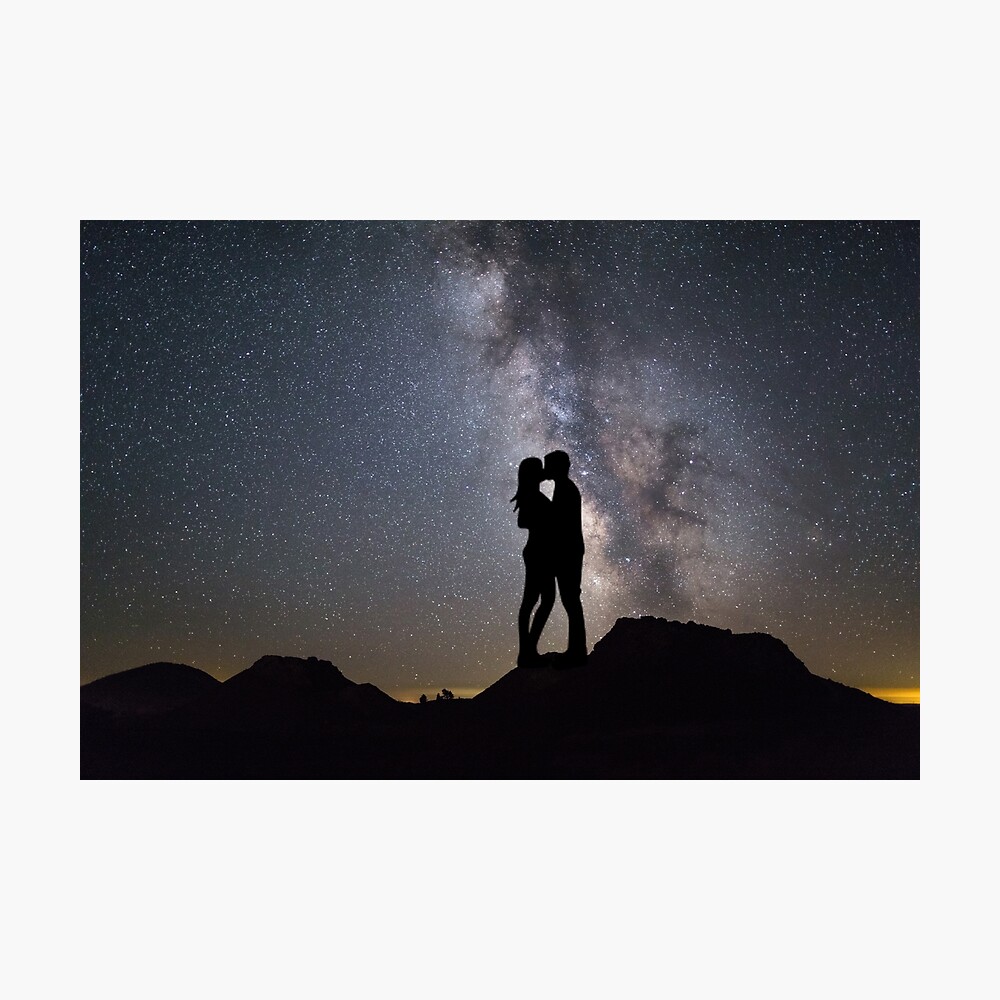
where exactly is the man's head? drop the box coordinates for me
[543,450,571,480]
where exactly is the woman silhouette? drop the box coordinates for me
[511,456,556,667]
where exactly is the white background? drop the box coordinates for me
[3,2,995,997]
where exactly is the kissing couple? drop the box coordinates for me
[510,449,587,668]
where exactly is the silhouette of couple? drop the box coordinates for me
[511,450,587,668]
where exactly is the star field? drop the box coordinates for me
[81,221,918,698]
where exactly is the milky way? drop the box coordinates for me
[81,221,918,698]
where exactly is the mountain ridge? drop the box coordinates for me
[80,617,918,778]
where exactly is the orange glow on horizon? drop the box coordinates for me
[392,686,486,703]
[392,685,921,705]
[864,687,920,705]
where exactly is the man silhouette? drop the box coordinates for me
[543,449,587,664]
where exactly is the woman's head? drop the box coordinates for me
[511,456,545,509]
[517,456,545,490]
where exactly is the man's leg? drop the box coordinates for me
[556,554,587,660]
[529,574,556,649]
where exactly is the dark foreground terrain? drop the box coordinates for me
[81,617,919,779]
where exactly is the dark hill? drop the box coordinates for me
[80,654,407,777]
[80,662,219,715]
[176,654,404,734]
[80,621,918,778]
[459,618,917,778]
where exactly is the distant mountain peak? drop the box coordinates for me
[228,654,353,692]
[80,661,219,714]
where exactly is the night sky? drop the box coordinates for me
[80,220,918,700]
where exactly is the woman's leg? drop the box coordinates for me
[518,583,538,646]
[529,573,555,649]
[518,561,544,664]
